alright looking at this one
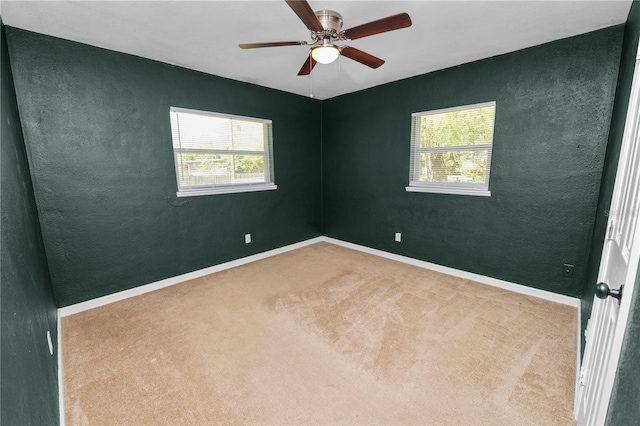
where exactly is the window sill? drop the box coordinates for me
[406,185,491,197]
[177,183,277,197]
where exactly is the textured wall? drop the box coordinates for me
[0,22,59,424]
[603,2,640,425]
[6,28,322,307]
[583,0,640,350]
[583,2,640,332]
[321,27,622,297]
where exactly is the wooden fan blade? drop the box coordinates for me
[342,13,412,40]
[285,0,324,32]
[340,46,385,69]
[239,41,307,49]
[297,55,318,76]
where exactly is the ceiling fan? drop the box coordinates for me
[239,0,412,76]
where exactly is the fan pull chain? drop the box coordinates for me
[309,52,314,98]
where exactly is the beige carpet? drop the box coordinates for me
[63,242,576,425]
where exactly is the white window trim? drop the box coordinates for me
[405,184,491,197]
[407,101,495,197]
[176,183,277,197]
[170,107,275,197]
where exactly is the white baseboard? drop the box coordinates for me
[58,237,324,317]
[57,310,65,426]
[574,306,582,419]
[59,235,579,318]
[321,237,579,307]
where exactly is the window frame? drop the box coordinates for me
[169,106,277,197]
[406,101,496,197]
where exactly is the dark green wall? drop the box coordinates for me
[321,27,623,297]
[6,28,322,307]
[602,2,640,425]
[583,2,640,350]
[1,21,59,424]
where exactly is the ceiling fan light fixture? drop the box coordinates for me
[311,45,339,64]
[239,1,412,76]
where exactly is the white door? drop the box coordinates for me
[575,45,640,426]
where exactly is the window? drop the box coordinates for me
[407,101,496,196]
[169,107,276,196]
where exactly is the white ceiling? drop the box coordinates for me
[0,1,632,99]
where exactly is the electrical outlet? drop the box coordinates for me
[245,234,251,244]
[395,232,401,242]
[563,263,574,278]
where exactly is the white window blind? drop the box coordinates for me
[169,107,276,196]
[407,101,496,196]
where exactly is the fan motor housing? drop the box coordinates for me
[314,10,343,32]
